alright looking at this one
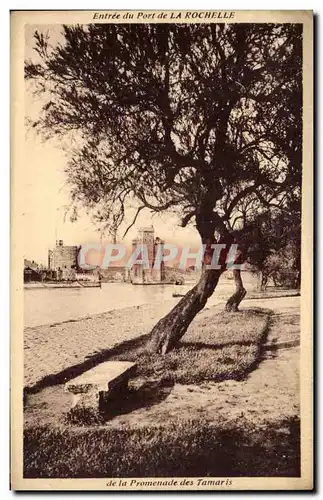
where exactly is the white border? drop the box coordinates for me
[4,2,319,498]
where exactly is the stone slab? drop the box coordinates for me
[65,361,137,394]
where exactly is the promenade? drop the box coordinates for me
[24,296,300,389]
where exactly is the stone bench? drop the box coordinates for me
[65,361,137,423]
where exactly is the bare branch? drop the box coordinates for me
[122,205,145,239]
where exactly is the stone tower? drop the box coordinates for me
[48,240,79,280]
[131,226,165,283]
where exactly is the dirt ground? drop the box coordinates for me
[24,297,299,432]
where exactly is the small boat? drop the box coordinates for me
[131,281,174,286]
[24,280,101,289]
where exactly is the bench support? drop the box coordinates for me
[64,361,137,424]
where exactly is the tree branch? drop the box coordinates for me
[122,205,145,239]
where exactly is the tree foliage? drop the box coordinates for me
[25,23,302,241]
[246,207,301,289]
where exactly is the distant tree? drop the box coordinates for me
[25,23,302,353]
[246,207,301,290]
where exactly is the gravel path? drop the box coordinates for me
[24,299,178,388]
[102,346,299,430]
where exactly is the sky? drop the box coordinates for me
[24,24,199,265]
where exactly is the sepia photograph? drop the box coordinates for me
[11,10,313,490]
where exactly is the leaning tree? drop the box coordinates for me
[25,23,302,353]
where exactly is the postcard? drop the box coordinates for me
[11,9,313,490]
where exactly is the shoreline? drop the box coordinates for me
[24,288,300,330]
[24,297,180,331]
[24,299,179,388]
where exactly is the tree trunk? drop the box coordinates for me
[261,272,268,290]
[225,269,246,312]
[256,271,263,291]
[294,249,301,289]
[148,268,223,354]
[257,271,268,292]
[257,271,268,291]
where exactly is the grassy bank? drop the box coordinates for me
[24,417,300,478]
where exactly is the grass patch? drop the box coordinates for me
[112,308,271,385]
[24,416,300,478]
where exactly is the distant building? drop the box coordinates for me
[23,259,44,282]
[48,240,79,280]
[129,226,165,284]
[24,266,41,283]
[99,266,127,283]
